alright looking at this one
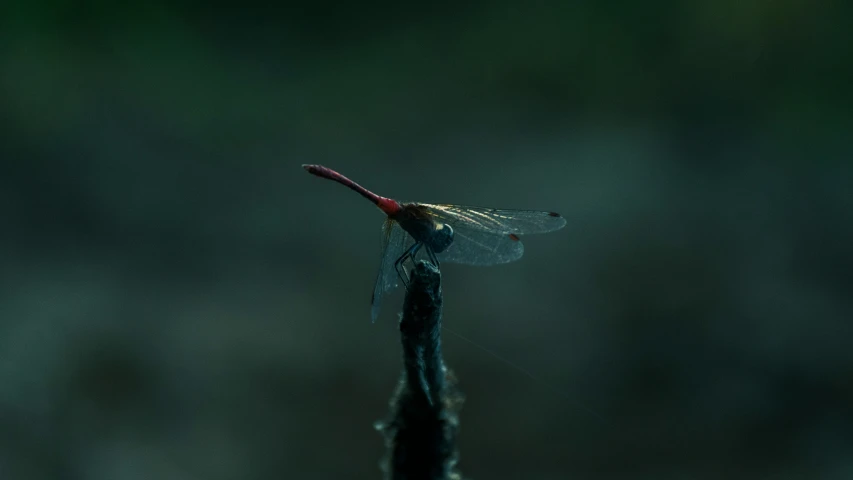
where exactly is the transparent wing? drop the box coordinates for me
[420,203,566,235]
[370,218,413,322]
[436,228,524,266]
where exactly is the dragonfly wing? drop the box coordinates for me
[420,203,566,235]
[371,218,412,322]
[436,227,525,266]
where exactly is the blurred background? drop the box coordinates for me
[1,1,852,479]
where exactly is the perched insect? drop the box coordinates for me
[303,164,566,321]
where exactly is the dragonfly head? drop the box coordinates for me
[430,223,454,253]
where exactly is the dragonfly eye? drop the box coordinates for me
[431,223,454,253]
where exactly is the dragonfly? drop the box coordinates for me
[303,164,566,322]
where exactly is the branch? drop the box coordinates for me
[376,261,464,480]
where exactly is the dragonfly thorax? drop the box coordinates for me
[395,205,455,254]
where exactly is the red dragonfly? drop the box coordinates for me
[303,164,566,322]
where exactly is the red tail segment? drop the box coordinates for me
[302,164,401,215]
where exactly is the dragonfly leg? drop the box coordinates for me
[394,255,409,290]
[425,246,440,269]
[394,242,423,290]
[410,242,423,260]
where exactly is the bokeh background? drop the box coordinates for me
[2,1,852,479]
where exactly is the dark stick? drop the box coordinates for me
[376,261,464,480]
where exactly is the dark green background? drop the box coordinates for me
[2,1,851,479]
